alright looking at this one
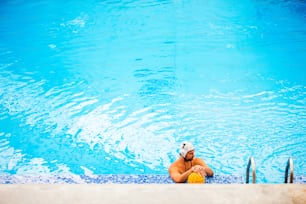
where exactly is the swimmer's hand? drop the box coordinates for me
[191,165,207,177]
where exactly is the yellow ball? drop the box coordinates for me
[187,172,205,184]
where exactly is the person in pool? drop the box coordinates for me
[168,141,214,183]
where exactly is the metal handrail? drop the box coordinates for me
[246,156,256,183]
[284,157,294,183]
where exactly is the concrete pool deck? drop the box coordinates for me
[0,184,305,204]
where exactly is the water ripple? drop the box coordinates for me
[0,0,305,183]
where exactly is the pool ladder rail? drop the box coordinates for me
[284,157,294,183]
[246,156,256,183]
[245,156,294,184]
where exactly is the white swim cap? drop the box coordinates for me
[180,142,194,158]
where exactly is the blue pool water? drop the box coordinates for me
[0,0,305,183]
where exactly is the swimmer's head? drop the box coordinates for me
[179,142,194,158]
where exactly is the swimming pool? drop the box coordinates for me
[0,0,305,183]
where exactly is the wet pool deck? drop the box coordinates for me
[0,184,305,204]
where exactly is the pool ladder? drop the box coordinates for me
[245,156,294,184]
[284,157,294,183]
[246,156,256,183]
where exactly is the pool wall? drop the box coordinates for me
[0,174,305,184]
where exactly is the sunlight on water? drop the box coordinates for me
[0,0,305,183]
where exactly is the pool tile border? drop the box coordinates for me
[0,174,305,184]
[0,174,244,184]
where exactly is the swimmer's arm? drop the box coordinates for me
[168,166,194,183]
[195,158,214,177]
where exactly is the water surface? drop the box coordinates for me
[0,0,305,183]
